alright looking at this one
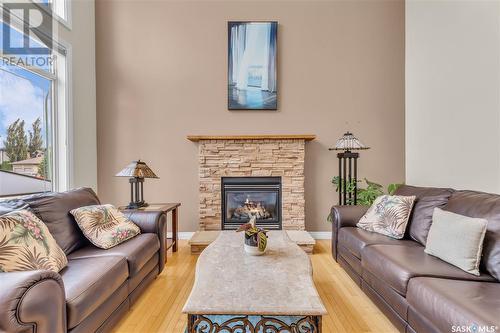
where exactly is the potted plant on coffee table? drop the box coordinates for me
[237,215,268,256]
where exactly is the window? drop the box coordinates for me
[0,8,69,197]
[34,0,70,28]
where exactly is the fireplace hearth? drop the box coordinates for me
[221,177,282,230]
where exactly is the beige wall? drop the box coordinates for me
[406,0,500,193]
[96,0,405,232]
[59,0,97,190]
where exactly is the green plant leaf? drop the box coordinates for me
[357,179,384,206]
[364,178,383,189]
[327,176,404,223]
[388,183,402,195]
[245,227,259,237]
[258,231,267,252]
[331,176,341,192]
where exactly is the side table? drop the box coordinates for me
[119,203,181,260]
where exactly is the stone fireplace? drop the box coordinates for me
[188,135,315,231]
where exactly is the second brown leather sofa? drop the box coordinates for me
[331,185,500,333]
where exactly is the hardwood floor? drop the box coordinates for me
[112,240,398,333]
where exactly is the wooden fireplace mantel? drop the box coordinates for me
[187,134,316,142]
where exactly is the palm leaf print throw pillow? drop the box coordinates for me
[357,195,416,239]
[0,210,68,272]
[70,204,140,249]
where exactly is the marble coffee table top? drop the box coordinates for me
[182,230,327,315]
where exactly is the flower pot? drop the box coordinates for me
[244,232,266,256]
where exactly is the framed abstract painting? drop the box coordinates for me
[228,21,278,110]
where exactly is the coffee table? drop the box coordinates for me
[182,230,326,332]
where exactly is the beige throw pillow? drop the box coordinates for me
[70,204,140,249]
[0,210,68,272]
[425,208,487,276]
[357,195,416,239]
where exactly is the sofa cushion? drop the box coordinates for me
[66,283,129,333]
[357,195,416,239]
[0,210,68,272]
[393,185,454,244]
[0,198,28,215]
[362,269,410,320]
[129,253,159,292]
[394,185,454,199]
[61,255,128,328]
[338,227,419,259]
[23,188,100,254]
[70,204,141,249]
[425,208,488,276]
[408,194,451,245]
[338,245,362,275]
[361,244,495,296]
[407,278,500,332]
[407,306,441,333]
[444,190,500,281]
[68,233,159,276]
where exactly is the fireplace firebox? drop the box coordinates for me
[221,177,282,230]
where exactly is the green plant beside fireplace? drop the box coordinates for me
[327,178,402,222]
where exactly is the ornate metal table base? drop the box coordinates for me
[186,314,322,332]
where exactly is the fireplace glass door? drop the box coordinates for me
[222,177,281,230]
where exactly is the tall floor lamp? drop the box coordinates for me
[329,132,370,205]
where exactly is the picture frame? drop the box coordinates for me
[227,21,278,110]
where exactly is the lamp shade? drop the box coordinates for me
[115,160,159,179]
[330,132,369,151]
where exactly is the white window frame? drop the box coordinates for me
[32,0,72,31]
[54,40,72,191]
[1,5,72,193]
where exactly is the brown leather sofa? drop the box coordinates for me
[331,185,500,333]
[0,188,168,333]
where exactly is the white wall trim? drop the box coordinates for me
[170,231,332,240]
[308,232,332,240]
[169,232,195,240]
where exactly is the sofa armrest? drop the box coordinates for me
[0,270,66,333]
[125,210,167,272]
[330,205,369,261]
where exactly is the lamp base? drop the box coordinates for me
[126,201,149,210]
[127,177,149,209]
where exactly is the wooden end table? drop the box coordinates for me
[120,203,181,261]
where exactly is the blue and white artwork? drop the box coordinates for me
[228,21,277,110]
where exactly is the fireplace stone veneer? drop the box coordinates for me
[189,135,314,231]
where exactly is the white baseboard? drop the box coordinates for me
[169,231,331,240]
[167,232,195,240]
[308,232,332,240]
